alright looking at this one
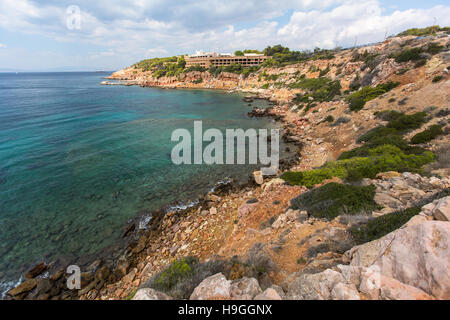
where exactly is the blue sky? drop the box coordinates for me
[0,0,449,71]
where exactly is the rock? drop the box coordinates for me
[287,269,345,300]
[254,288,282,300]
[122,268,137,284]
[35,279,52,295]
[25,262,47,279]
[285,209,300,222]
[380,275,435,300]
[330,283,360,300]
[190,273,231,300]
[209,207,217,215]
[230,277,262,300]
[253,171,264,185]
[7,279,37,297]
[433,196,450,221]
[115,256,129,278]
[95,266,111,282]
[347,221,450,299]
[87,259,103,272]
[132,288,172,300]
[328,227,347,242]
[374,193,404,209]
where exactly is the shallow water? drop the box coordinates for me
[0,72,283,292]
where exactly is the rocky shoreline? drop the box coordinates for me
[6,32,450,300]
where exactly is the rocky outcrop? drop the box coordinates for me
[132,288,172,300]
[189,273,231,300]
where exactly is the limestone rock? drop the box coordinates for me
[254,288,282,300]
[433,196,450,221]
[286,269,345,300]
[347,221,450,299]
[380,276,435,300]
[330,283,361,300]
[190,273,231,300]
[230,277,262,300]
[133,288,172,300]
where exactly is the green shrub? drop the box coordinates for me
[386,112,427,131]
[394,48,423,63]
[290,183,379,220]
[347,82,400,111]
[261,83,269,89]
[325,115,334,123]
[349,207,421,244]
[397,26,450,37]
[374,110,403,121]
[152,257,195,292]
[281,166,347,189]
[192,78,203,84]
[432,75,444,83]
[411,125,443,144]
[283,145,434,187]
[290,77,341,103]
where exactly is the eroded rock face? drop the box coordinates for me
[230,277,262,300]
[132,288,172,300]
[190,273,231,300]
[347,221,450,299]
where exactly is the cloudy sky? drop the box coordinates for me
[0,0,449,71]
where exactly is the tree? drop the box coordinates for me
[234,50,244,56]
[177,56,186,69]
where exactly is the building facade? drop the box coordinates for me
[185,51,269,68]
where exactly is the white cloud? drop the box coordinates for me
[0,0,449,70]
[0,43,7,48]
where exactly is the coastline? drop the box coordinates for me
[2,79,302,300]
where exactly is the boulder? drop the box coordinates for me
[190,273,231,300]
[115,256,129,278]
[286,269,345,300]
[230,277,262,300]
[25,262,47,279]
[380,275,435,300]
[346,221,450,299]
[254,288,282,300]
[122,268,137,284]
[330,283,360,300]
[133,288,172,300]
[7,279,37,297]
[433,196,450,221]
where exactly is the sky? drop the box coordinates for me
[0,0,449,71]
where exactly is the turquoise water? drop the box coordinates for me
[0,72,281,292]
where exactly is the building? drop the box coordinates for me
[185,51,269,68]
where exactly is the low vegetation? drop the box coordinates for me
[410,125,443,144]
[397,25,450,37]
[290,183,379,220]
[282,110,434,187]
[347,82,400,111]
[291,77,341,112]
[349,207,421,244]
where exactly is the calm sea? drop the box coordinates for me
[0,72,283,294]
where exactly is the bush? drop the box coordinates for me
[432,75,444,83]
[347,82,400,111]
[374,110,403,121]
[386,112,427,131]
[283,145,434,187]
[397,26,450,37]
[290,183,379,220]
[147,257,227,299]
[291,77,341,106]
[325,115,334,123]
[349,207,421,244]
[411,125,443,144]
[394,48,423,63]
